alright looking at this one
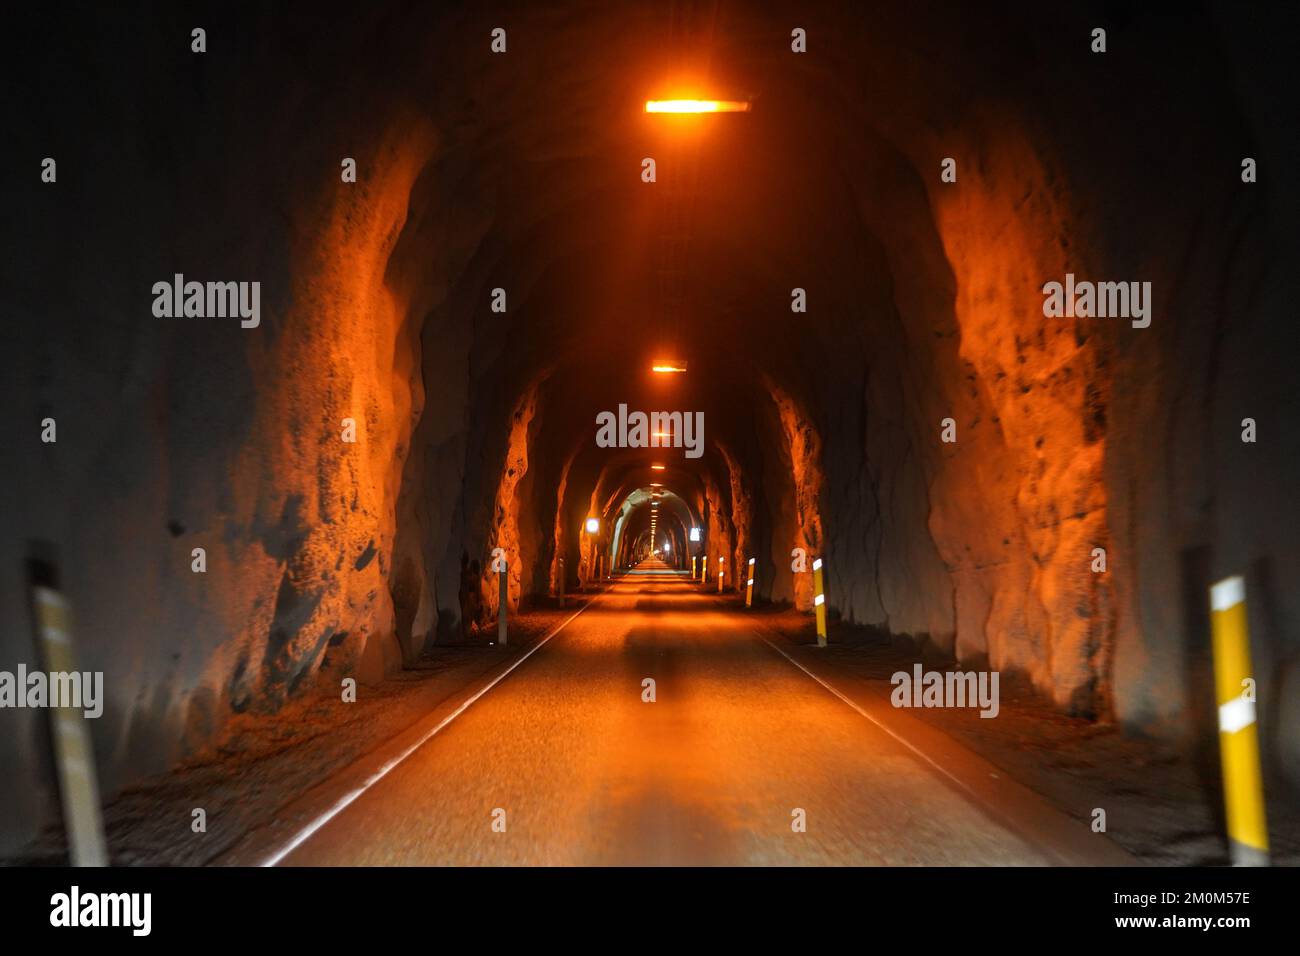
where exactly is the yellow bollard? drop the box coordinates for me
[718,555,725,593]
[692,556,697,580]
[812,557,827,647]
[701,555,708,584]
[1210,575,1268,865]
[497,559,508,647]
[746,557,755,607]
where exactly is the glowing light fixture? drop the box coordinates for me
[689,528,701,542]
[585,518,600,534]
[651,464,665,471]
[646,100,749,114]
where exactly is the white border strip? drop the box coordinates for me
[759,637,984,805]
[1218,696,1256,734]
[259,595,604,867]
[1211,575,1245,612]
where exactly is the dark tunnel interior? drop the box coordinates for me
[3,1,1299,869]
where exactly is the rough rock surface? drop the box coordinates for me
[3,2,1297,854]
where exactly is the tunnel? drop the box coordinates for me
[3,1,1299,871]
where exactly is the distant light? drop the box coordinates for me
[663,541,670,552]
[646,100,749,114]
[650,482,663,487]
[689,528,701,542]
[651,464,666,471]
[585,518,600,534]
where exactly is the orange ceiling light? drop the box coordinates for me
[651,361,687,373]
[646,99,750,114]
[651,464,665,471]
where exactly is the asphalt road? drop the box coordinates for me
[271,561,1103,865]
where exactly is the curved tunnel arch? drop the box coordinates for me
[333,7,1288,726]
[7,1,1300,855]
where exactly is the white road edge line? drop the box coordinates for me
[758,637,987,807]
[259,590,609,867]
[761,636,1089,865]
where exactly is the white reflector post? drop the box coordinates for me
[31,573,108,867]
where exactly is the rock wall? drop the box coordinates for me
[3,1,1298,857]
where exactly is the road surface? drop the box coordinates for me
[263,561,1117,865]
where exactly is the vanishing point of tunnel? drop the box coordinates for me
[3,1,1299,872]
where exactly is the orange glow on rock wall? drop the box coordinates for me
[550,445,578,596]
[928,120,1111,714]
[484,383,541,616]
[717,441,753,593]
[222,112,437,713]
[767,378,825,611]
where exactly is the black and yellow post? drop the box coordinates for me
[497,557,508,647]
[746,557,755,607]
[813,557,828,647]
[1209,574,1268,865]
